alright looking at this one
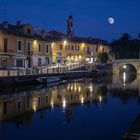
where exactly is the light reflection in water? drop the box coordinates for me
[63,99,66,108]
[120,72,136,84]
[123,72,126,83]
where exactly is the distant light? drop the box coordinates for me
[99,96,102,102]
[123,72,126,83]
[64,40,67,45]
[81,97,84,104]
[63,99,66,108]
[51,42,55,46]
[123,65,127,69]
[82,43,85,46]
[89,85,93,92]
[51,100,54,108]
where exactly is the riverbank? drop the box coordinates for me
[0,64,113,86]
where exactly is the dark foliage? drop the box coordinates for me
[110,33,140,59]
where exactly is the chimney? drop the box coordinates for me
[2,21,8,29]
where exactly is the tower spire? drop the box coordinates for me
[67,16,74,38]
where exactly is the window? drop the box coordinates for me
[77,46,80,51]
[60,45,63,50]
[102,48,105,52]
[38,97,41,106]
[3,101,7,114]
[46,45,49,53]
[71,45,74,50]
[96,46,98,52]
[27,29,31,34]
[4,38,8,52]
[65,45,67,50]
[46,57,49,65]
[16,59,23,67]
[87,47,90,54]
[17,101,21,112]
[17,40,22,52]
[38,44,42,52]
[27,42,31,54]
[46,96,48,103]
[38,58,41,66]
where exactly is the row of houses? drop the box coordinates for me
[0,16,110,69]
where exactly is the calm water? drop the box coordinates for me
[0,74,140,140]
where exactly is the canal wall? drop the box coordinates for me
[0,70,89,86]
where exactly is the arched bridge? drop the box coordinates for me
[113,59,140,74]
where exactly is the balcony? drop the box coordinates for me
[0,49,14,55]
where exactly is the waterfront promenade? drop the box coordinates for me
[0,62,85,77]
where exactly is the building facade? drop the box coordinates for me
[0,16,109,69]
[0,22,52,69]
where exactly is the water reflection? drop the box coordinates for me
[0,80,108,124]
[1,74,140,140]
[119,72,136,83]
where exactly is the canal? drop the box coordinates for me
[0,74,140,140]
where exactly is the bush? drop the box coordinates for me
[97,52,108,63]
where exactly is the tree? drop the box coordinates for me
[121,33,131,41]
[138,33,140,40]
[97,52,108,63]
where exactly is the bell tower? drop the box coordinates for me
[67,16,74,38]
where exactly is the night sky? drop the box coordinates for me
[0,0,140,41]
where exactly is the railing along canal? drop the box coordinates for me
[0,62,85,77]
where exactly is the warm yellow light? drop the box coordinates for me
[71,85,73,91]
[82,43,85,46]
[33,40,37,44]
[78,86,81,92]
[89,85,93,92]
[81,96,84,104]
[33,40,38,48]
[63,99,66,108]
[32,97,37,112]
[51,42,55,46]
[99,96,102,102]
[79,55,82,59]
[51,100,54,108]
[64,40,67,45]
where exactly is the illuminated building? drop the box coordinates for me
[0,17,109,69]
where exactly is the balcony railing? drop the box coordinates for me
[0,62,86,77]
[0,49,14,53]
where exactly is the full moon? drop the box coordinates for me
[108,17,115,24]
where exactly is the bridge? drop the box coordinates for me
[113,59,140,74]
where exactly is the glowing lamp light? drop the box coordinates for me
[123,65,127,69]
[64,40,67,45]
[82,43,85,46]
[99,96,102,102]
[51,100,54,108]
[51,42,55,46]
[123,72,126,83]
[63,99,66,108]
[81,97,84,104]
